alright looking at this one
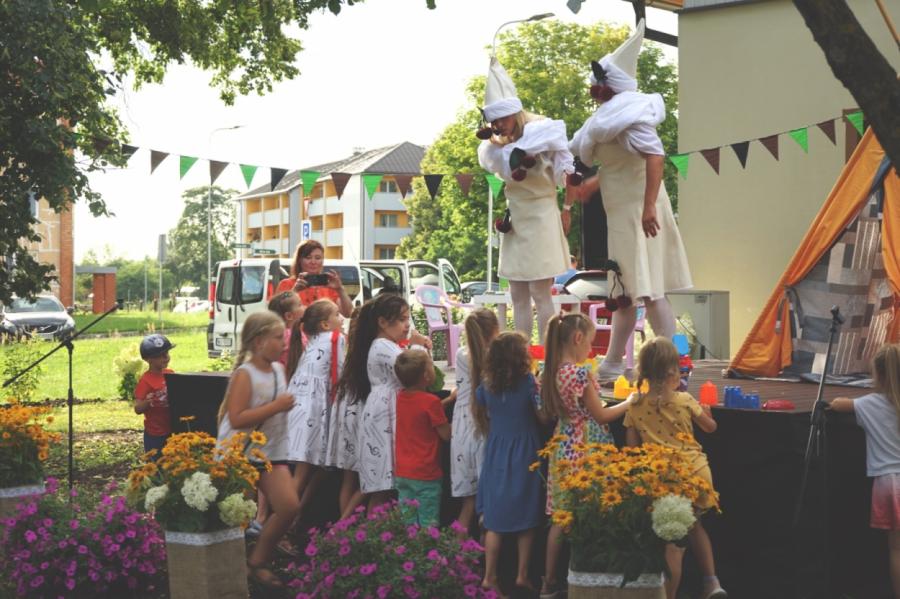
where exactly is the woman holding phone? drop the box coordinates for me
[276,240,353,317]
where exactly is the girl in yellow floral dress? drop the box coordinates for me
[624,337,725,599]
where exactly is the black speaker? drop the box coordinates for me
[165,372,230,437]
[580,188,608,270]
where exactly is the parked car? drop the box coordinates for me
[208,257,463,358]
[460,281,503,302]
[1,295,76,340]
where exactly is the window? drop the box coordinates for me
[409,263,440,288]
[28,191,38,219]
[378,247,396,259]
[378,213,399,228]
[378,180,398,194]
[441,263,461,296]
[216,266,265,305]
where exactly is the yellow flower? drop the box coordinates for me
[551,510,574,529]
[250,431,267,445]
[179,415,196,422]
[528,461,541,472]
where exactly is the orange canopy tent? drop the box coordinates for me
[729,129,900,378]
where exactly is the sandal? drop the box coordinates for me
[247,563,284,589]
[276,538,300,557]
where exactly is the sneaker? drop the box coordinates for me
[539,576,567,599]
[245,520,262,538]
[704,586,727,599]
[596,360,625,381]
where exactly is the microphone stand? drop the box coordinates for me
[2,300,122,495]
[792,306,843,595]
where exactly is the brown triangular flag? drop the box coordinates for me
[759,135,779,160]
[394,174,413,198]
[455,173,474,197]
[331,172,351,199]
[92,137,112,154]
[209,160,228,184]
[424,174,444,200]
[700,148,720,174]
[150,150,169,173]
[817,120,836,145]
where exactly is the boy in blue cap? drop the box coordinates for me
[134,334,175,455]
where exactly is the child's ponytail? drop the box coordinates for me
[540,312,595,420]
[285,318,305,380]
[465,308,499,438]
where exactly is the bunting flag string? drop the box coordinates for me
[97,109,865,187]
[362,173,384,200]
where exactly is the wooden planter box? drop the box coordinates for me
[165,528,248,599]
[0,483,45,519]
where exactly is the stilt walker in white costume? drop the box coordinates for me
[569,20,692,379]
[477,56,574,343]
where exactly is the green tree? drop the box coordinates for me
[398,21,678,282]
[0,0,388,305]
[166,186,237,291]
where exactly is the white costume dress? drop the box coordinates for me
[217,362,289,463]
[327,393,362,472]
[357,338,404,493]
[450,346,485,497]
[479,118,572,281]
[286,331,344,465]
[570,92,692,299]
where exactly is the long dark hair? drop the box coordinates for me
[336,294,409,404]
[289,239,324,277]
[285,299,338,380]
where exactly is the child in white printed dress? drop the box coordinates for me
[451,308,499,535]
[830,343,900,599]
[335,294,432,509]
[285,299,344,509]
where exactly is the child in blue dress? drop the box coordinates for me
[475,331,544,595]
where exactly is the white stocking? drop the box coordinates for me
[645,297,676,339]
[509,280,534,340]
[603,303,637,365]
[529,279,555,344]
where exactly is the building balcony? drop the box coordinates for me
[307,198,344,217]
[373,227,411,246]
[309,228,343,247]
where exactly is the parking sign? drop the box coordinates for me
[301,220,311,241]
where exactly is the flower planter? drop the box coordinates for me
[165,528,248,599]
[0,482,45,519]
[568,570,665,599]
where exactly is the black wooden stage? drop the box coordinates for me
[167,363,892,598]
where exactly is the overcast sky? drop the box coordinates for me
[77,0,677,262]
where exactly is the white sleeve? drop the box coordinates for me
[619,122,664,156]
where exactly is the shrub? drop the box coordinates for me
[286,501,495,598]
[1,335,44,402]
[0,478,166,598]
[113,346,145,401]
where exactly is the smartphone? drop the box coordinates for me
[304,273,330,287]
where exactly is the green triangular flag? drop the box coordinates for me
[788,128,809,153]
[669,154,689,180]
[485,173,504,198]
[300,170,320,197]
[846,111,864,137]
[240,164,258,188]
[179,155,198,179]
[362,174,384,199]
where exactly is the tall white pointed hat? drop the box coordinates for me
[482,56,523,122]
[591,18,645,93]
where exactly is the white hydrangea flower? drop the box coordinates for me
[181,472,218,512]
[144,484,169,511]
[218,493,257,528]
[651,494,696,542]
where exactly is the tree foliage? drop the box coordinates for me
[166,186,237,291]
[0,0,369,304]
[398,21,678,283]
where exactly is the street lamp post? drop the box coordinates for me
[486,13,554,290]
[207,125,244,296]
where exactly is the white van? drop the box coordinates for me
[208,258,462,358]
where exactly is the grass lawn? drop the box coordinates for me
[73,310,207,335]
[1,330,214,400]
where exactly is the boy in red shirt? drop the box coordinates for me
[134,334,175,456]
[394,349,451,527]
